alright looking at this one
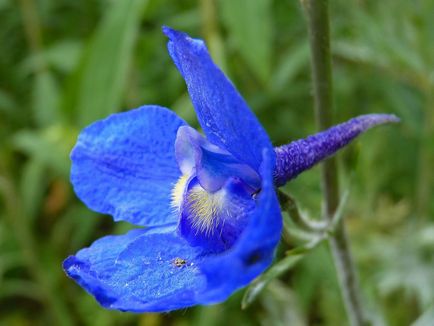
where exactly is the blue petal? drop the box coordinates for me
[64,150,282,312]
[197,149,282,303]
[175,126,260,192]
[163,27,273,172]
[63,227,208,312]
[71,105,186,226]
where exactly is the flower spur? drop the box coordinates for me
[63,27,399,312]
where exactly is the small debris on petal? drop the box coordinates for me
[172,257,187,267]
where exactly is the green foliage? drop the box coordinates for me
[64,0,149,127]
[220,0,272,83]
[1,0,433,325]
[242,255,303,309]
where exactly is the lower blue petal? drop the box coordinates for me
[163,27,273,173]
[70,105,186,226]
[63,226,208,312]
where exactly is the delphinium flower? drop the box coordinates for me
[63,27,398,312]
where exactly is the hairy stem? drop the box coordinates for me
[301,0,368,325]
[278,189,327,231]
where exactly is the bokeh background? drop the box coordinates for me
[1,0,433,325]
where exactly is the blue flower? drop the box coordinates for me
[63,27,398,312]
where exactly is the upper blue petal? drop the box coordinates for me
[64,149,282,312]
[70,105,186,226]
[163,27,273,172]
[175,125,261,192]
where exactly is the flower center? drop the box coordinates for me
[186,183,226,235]
[171,174,188,210]
[171,176,226,235]
[172,125,260,251]
[172,174,255,251]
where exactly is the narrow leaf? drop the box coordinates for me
[20,158,46,221]
[219,0,272,82]
[412,306,434,326]
[271,41,310,93]
[33,71,59,127]
[242,254,303,309]
[65,0,148,127]
[12,126,75,178]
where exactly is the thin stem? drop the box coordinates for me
[416,86,434,219]
[301,1,368,325]
[278,190,328,231]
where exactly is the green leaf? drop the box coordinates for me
[0,253,25,279]
[0,89,16,114]
[12,125,76,178]
[260,281,306,326]
[271,41,310,93]
[45,40,83,73]
[51,204,99,250]
[20,158,46,221]
[412,306,434,326]
[241,254,303,309]
[65,0,149,127]
[286,234,327,256]
[0,280,43,301]
[219,0,272,82]
[33,71,60,127]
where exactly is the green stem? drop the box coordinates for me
[416,87,434,219]
[301,1,368,325]
[278,189,327,231]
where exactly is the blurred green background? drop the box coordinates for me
[1,0,433,325]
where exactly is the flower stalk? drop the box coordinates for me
[301,0,368,325]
